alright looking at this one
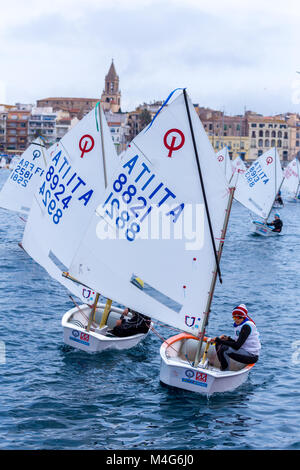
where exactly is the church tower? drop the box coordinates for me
[101,60,121,112]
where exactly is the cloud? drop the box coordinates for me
[0,0,299,115]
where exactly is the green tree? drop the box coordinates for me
[139,109,152,129]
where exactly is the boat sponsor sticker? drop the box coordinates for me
[69,330,90,346]
[182,369,208,387]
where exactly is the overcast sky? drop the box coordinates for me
[0,0,299,115]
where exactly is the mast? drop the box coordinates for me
[183,88,223,283]
[98,102,108,188]
[96,102,112,328]
[194,186,235,366]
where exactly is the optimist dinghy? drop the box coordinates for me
[65,88,254,394]
[62,302,151,353]
[250,220,283,236]
[234,148,284,236]
[21,104,150,352]
[215,147,233,184]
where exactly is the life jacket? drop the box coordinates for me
[234,319,261,356]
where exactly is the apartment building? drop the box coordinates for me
[247,113,289,162]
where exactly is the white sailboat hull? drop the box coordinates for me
[272,202,284,208]
[62,303,151,353]
[250,221,282,237]
[160,333,255,396]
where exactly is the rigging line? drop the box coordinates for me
[149,325,179,355]
[28,142,47,148]
[130,141,152,165]
[182,88,222,284]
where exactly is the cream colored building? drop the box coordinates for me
[247,115,289,162]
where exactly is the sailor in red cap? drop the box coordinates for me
[211,304,261,371]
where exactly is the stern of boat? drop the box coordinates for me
[160,333,254,395]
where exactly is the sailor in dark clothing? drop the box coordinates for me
[267,213,283,232]
[110,308,151,337]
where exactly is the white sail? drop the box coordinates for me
[68,91,230,335]
[232,155,247,176]
[215,147,233,183]
[21,105,119,303]
[0,138,49,214]
[234,148,283,219]
[282,158,300,197]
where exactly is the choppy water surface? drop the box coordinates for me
[0,168,299,450]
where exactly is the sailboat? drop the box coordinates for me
[65,88,254,394]
[21,104,151,353]
[9,155,21,171]
[234,148,284,236]
[0,156,7,169]
[0,137,49,215]
[215,147,233,184]
[281,157,300,202]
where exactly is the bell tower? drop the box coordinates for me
[101,60,121,112]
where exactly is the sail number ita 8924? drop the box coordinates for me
[38,155,93,225]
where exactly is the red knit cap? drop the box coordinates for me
[232,304,248,318]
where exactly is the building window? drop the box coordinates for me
[271,139,276,146]
[271,131,276,138]
[265,130,269,137]
[265,139,269,147]
[259,123,265,128]
[278,131,282,138]
[284,132,288,139]
[251,123,257,127]
[259,130,263,137]
[277,140,282,147]
[258,139,263,147]
[251,131,256,137]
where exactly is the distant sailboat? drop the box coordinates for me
[215,147,233,184]
[66,89,254,394]
[234,148,284,236]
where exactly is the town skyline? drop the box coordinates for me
[0,1,299,116]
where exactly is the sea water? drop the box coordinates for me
[0,168,299,450]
